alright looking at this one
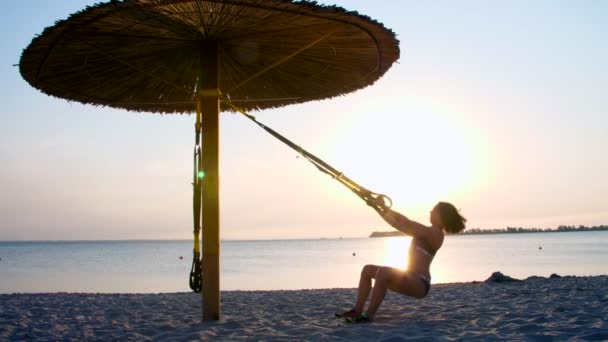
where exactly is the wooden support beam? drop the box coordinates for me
[199,40,220,321]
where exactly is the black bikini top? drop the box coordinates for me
[411,238,437,259]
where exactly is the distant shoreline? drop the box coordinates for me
[370,225,608,238]
[1,226,606,242]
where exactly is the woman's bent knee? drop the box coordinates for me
[361,264,379,277]
[374,266,392,281]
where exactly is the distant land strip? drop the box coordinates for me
[369,225,608,237]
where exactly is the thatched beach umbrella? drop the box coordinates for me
[20,0,399,321]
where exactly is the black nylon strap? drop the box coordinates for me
[190,126,202,293]
[227,100,392,212]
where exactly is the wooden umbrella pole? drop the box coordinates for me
[199,40,220,321]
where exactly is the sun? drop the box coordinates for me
[320,99,486,214]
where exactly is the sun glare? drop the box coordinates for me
[320,98,491,216]
[382,237,411,270]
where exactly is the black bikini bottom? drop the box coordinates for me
[410,272,431,297]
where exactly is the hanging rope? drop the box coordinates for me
[220,93,392,213]
[189,99,203,293]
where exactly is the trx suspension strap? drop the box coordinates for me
[189,99,203,293]
[222,96,393,213]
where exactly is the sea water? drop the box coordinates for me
[0,231,606,293]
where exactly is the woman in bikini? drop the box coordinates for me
[337,201,466,322]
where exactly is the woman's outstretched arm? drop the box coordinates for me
[376,207,427,238]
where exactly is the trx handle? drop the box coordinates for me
[190,99,203,293]
[222,97,392,213]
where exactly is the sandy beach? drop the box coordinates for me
[1,274,606,341]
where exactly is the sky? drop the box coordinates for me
[1,1,607,241]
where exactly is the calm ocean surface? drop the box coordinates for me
[1,231,606,293]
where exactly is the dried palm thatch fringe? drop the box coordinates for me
[20,0,400,114]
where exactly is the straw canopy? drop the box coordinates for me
[20,0,399,114]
